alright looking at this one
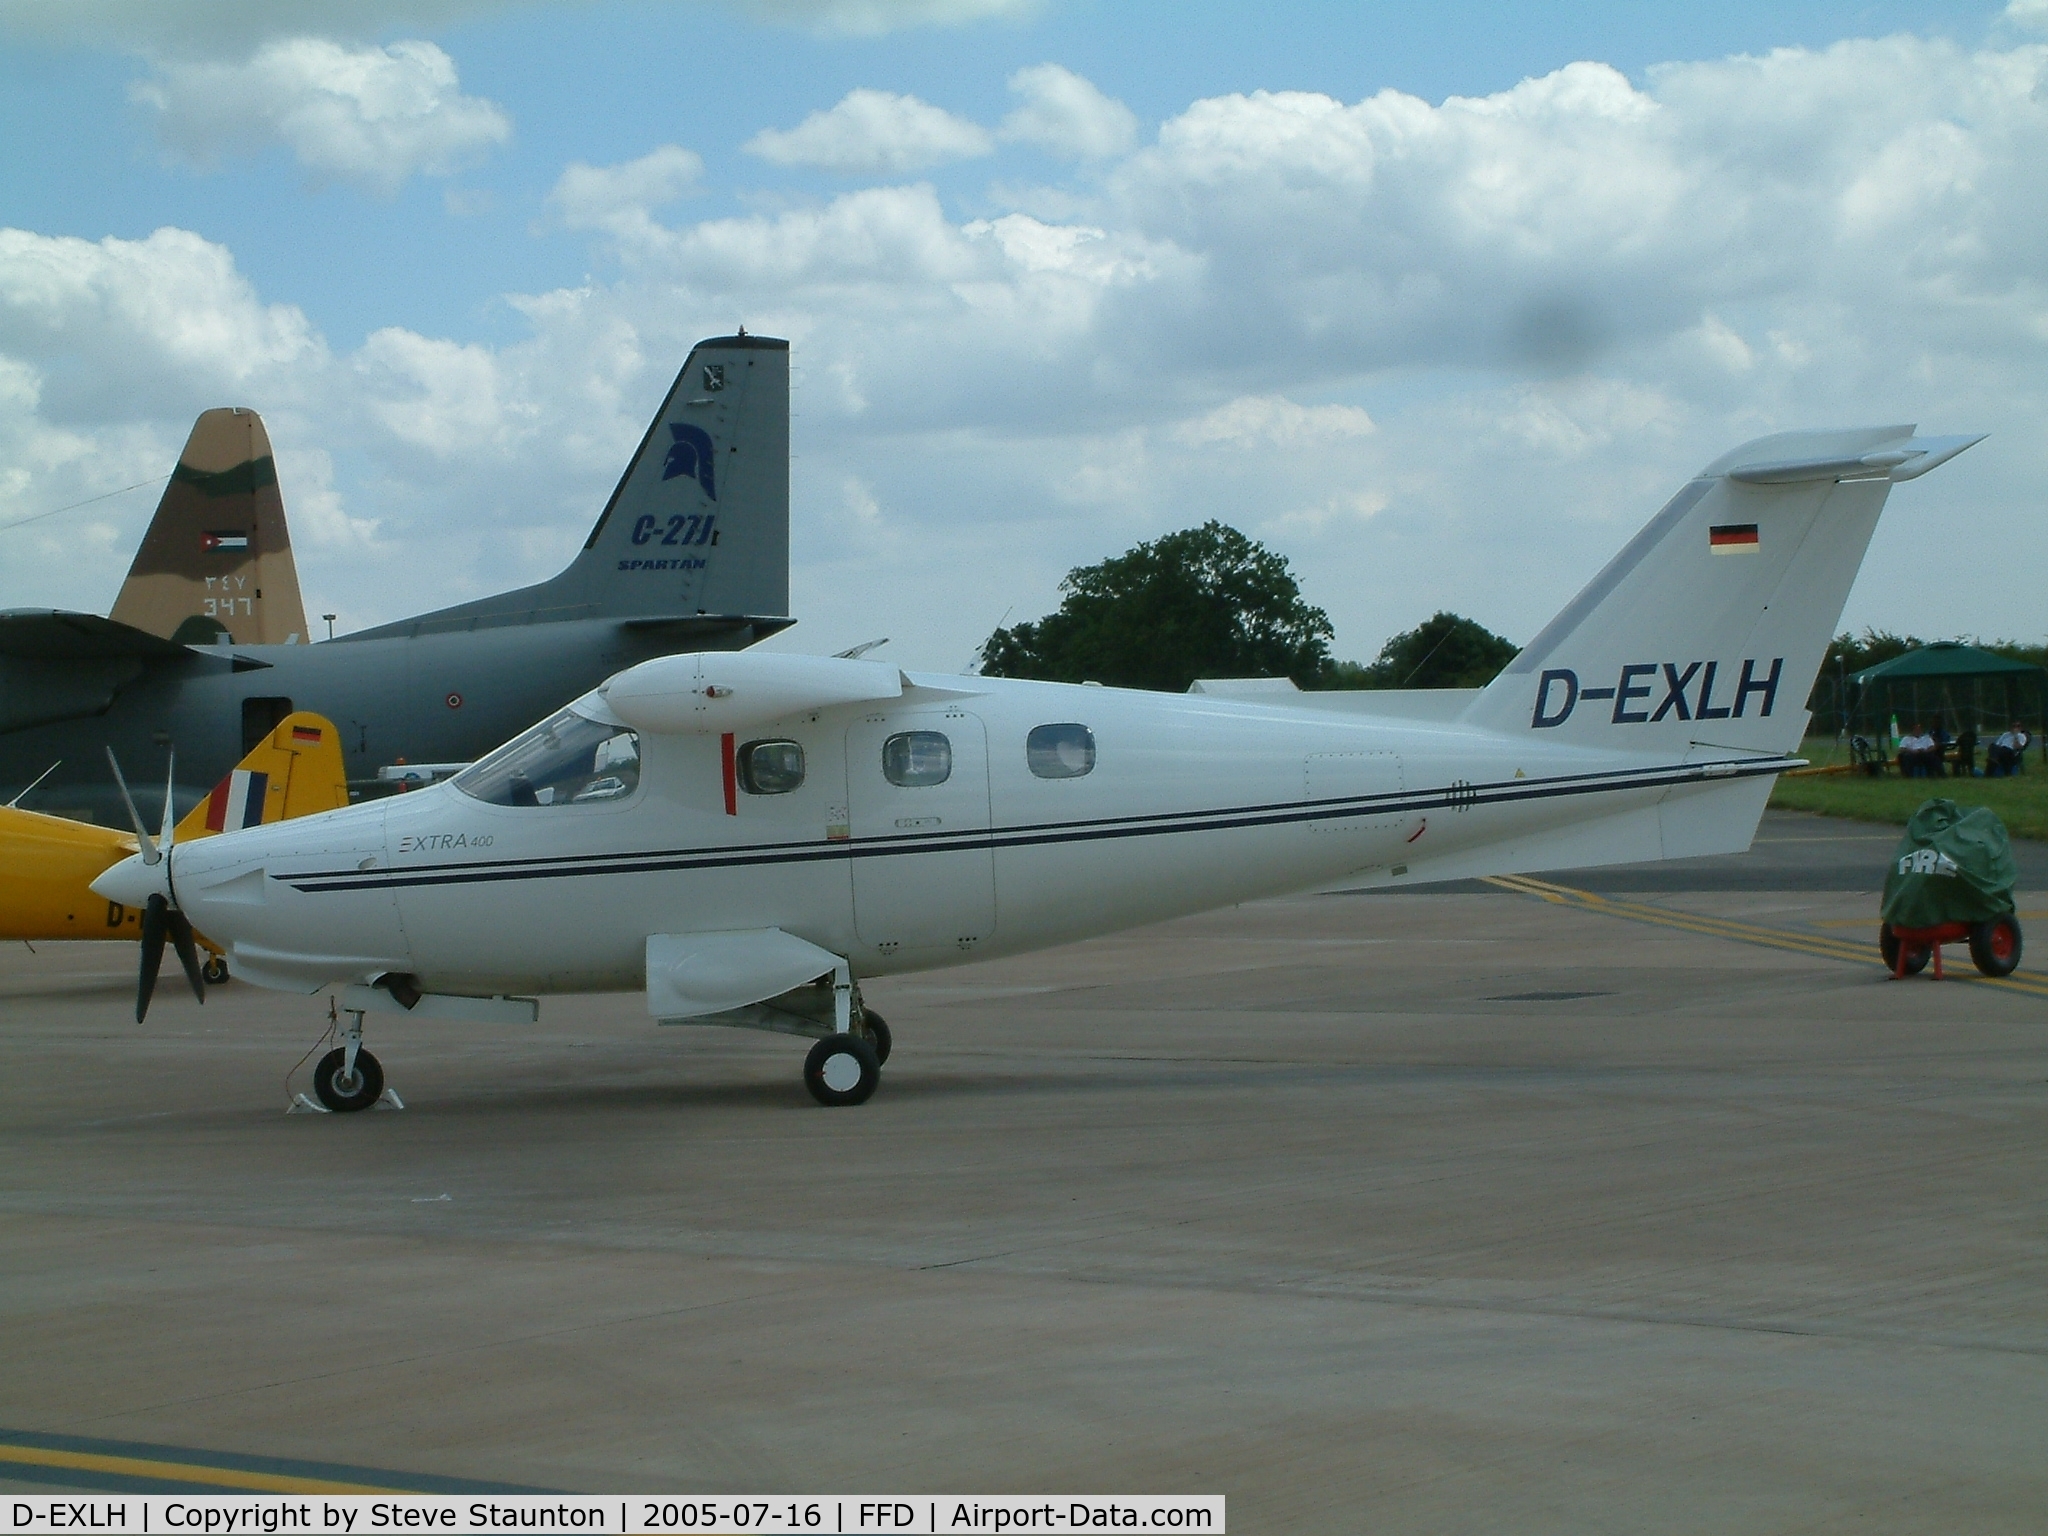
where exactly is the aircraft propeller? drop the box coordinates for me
[105,748,205,1021]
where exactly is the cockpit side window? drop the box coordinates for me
[453,708,641,807]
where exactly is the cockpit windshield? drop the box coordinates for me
[452,706,641,808]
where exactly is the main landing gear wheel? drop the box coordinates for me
[1879,923,1930,976]
[861,1010,892,1065]
[314,1046,385,1113]
[202,955,230,985]
[804,1033,880,1107]
[1969,916,2022,977]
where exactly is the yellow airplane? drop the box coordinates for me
[1,711,349,983]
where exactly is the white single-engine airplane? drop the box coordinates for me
[95,425,1980,1109]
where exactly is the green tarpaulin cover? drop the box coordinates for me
[1880,799,2018,929]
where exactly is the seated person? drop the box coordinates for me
[1896,723,1941,778]
[1987,721,2031,776]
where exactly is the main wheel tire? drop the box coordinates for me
[313,1046,385,1113]
[862,1010,892,1065]
[202,954,230,985]
[804,1033,880,1107]
[1879,924,1931,976]
[1969,916,2022,977]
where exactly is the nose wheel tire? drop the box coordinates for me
[861,1010,892,1065]
[1969,916,2023,977]
[202,955,230,986]
[314,1047,385,1113]
[805,1033,880,1107]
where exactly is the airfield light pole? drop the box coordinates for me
[323,614,336,641]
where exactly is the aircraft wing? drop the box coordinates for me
[0,609,227,736]
[0,609,193,660]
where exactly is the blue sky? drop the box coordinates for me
[2,0,2043,667]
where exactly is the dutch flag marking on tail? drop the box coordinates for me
[205,769,269,832]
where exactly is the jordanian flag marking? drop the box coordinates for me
[201,530,251,552]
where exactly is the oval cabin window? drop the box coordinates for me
[737,739,805,795]
[1026,723,1095,779]
[882,731,952,787]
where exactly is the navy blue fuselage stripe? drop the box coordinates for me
[341,755,1782,877]
[277,757,1793,894]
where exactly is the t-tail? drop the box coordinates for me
[109,407,310,646]
[347,334,790,642]
[1461,426,1984,758]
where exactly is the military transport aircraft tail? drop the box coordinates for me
[1460,426,1984,757]
[109,407,310,647]
[346,334,790,641]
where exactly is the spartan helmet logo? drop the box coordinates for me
[662,423,717,500]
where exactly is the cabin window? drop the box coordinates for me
[738,739,805,795]
[454,707,640,807]
[1026,723,1095,779]
[882,731,951,787]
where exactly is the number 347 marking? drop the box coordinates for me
[631,514,716,547]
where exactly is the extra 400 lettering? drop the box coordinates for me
[1531,658,1782,729]
[631,513,718,548]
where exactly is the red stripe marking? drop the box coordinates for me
[204,779,230,833]
[721,733,737,816]
[1709,528,1758,546]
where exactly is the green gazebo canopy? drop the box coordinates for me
[1850,641,2045,688]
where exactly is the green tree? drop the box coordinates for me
[1333,611,1519,690]
[978,522,1335,692]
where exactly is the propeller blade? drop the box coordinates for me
[105,748,160,866]
[167,908,206,1005]
[158,751,178,854]
[137,893,167,1022]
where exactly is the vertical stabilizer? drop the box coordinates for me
[1460,427,1984,757]
[173,710,349,841]
[351,335,790,639]
[110,408,310,646]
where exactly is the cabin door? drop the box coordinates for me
[846,708,996,957]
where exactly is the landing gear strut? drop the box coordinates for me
[313,1007,385,1112]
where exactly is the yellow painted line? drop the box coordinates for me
[1481,875,2048,999]
[0,1442,409,1494]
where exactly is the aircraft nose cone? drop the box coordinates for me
[92,851,166,909]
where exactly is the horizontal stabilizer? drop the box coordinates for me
[1726,432,1986,485]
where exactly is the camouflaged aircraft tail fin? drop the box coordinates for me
[109,408,311,647]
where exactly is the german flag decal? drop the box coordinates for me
[1709,523,1760,555]
[291,724,323,743]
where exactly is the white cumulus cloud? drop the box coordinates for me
[1000,64,1138,159]
[547,145,704,237]
[132,37,512,194]
[745,89,993,174]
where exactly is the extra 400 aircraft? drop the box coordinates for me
[93,425,1980,1110]
[1,335,790,828]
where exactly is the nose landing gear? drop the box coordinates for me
[309,1003,390,1113]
